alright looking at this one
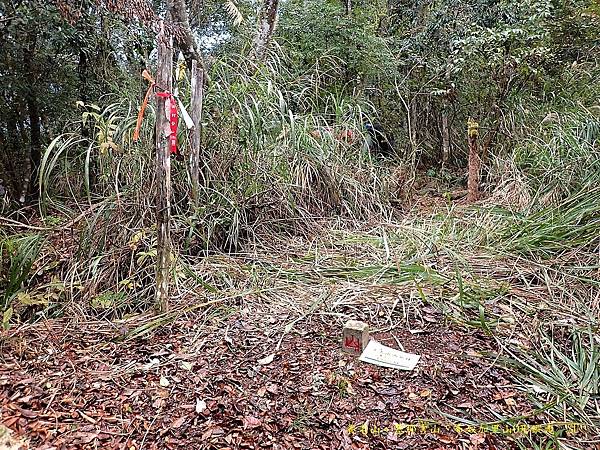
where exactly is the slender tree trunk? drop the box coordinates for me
[253,0,279,62]
[441,110,450,165]
[189,60,204,204]
[0,130,8,199]
[23,33,41,202]
[78,50,88,103]
[410,100,418,149]
[441,63,454,167]
[5,117,22,199]
[167,0,206,209]
[26,98,41,199]
[409,98,418,171]
[18,158,31,204]
[155,26,173,313]
[481,104,501,166]
[78,48,98,193]
[343,0,351,15]
[467,119,480,203]
[17,120,31,204]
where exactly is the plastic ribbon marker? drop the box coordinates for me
[134,69,186,160]
[133,69,156,142]
[156,91,180,159]
[174,87,195,130]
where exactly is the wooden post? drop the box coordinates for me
[467,118,480,203]
[155,26,173,313]
[189,60,204,204]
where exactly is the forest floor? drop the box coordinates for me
[1,193,598,449]
[0,301,550,450]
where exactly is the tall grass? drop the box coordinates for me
[491,186,600,259]
[0,232,44,328]
[513,108,600,204]
[34,52,399,312]
[498,326,600,427]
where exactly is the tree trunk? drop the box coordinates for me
[78,49,88,104]
[408,98,418,172]
[5,117,22,200]
[26,97,41,200]
[343,0,351,15]
[253,0,279,62]
[169,0,204,69]
[155,26,173,314]
[467,119,480,203]
[410,99,418,149]
[481,104,501,167]
[23,33,41,202]
[441,110,450,165]
[189,60,204,204]
[16,120,31,204]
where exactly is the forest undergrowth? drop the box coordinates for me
[1,54,599,449]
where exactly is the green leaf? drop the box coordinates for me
[2,307,13,330]
[16,292,49,306]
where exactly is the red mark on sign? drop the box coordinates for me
[344,335,360,352]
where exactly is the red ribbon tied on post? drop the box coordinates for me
[156,92,180,159]
[134,69,182,161]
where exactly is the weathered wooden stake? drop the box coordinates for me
[189,60,204,204]
[155,26,173,313]
[467,118,480,203]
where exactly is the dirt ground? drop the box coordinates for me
[1,298,589,450]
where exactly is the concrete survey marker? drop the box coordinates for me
[341,320,370,355]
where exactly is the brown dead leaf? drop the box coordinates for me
[457,401,473,408]
[4,417,18,427]
[15,406,37,418]
[171,415,187,428]
[71,431,98,444]
[470,433,485,445]
[78,410,97,424]
[201,428,213,440]
[242,416,261,429]
[437,434,456,444]
[493,391,516,400]
[422,306,437,314]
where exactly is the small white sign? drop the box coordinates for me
[359,340,420,371]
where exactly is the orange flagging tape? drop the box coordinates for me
[133,69,156,142]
